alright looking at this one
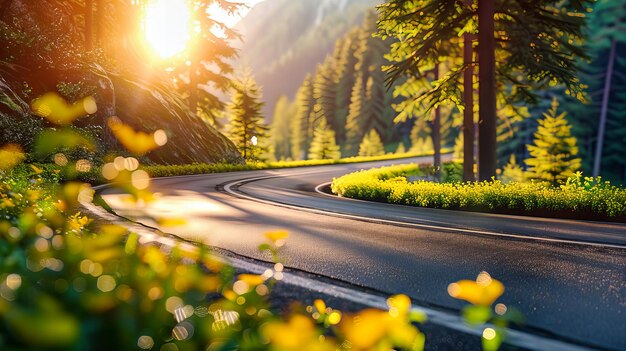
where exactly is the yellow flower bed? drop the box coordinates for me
[331,164,626,221]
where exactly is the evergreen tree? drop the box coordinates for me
[362,69,389,140]
[565,0,626,182]
[291,74,315,160]
[359,129,385,157]
[226,73,267,162]
[377,0,592,180]
[308,119,341,160]
[170,0,242,123]
[344,72,366,156]
[410,119,434,154]
[269,95,295,161]
[525,98,581,186]
[500,155,525,184]
[334,29,361,133]
[312,57,340,142]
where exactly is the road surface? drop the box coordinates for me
[100,156,626,350]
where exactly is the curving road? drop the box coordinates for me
[100,156,626,350]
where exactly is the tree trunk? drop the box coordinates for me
[432,65,442,179]
[477,0,497,181]
[85,0,94,51]
[463,31,475,182]
[593,38,616,177]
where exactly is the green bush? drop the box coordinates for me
[331,164,626,222]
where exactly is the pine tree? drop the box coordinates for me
[334,29,361,134]
[226,73,267,162]
[312,57,339,141]
[565,0,626,182]
[500,155,525,184]
[525,98,581,186]
[291,74,315,160]
[344,73,366,156]
[269,95,295,161]
[377,0,592,180]
[359,129,385,157]
[362,69,388,140]
[308,119,341,160]
[170,0,242,123]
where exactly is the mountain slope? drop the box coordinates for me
[235,0,381,117]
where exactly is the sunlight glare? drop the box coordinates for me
[145,0,190,58]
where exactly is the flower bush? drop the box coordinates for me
[331,164,626,221]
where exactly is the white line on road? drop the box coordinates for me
[222,174,626,250]
[81,194,594,351]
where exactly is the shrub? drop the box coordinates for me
[331,164,626,222]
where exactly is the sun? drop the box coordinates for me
[144,0,264,59]
[144,0,191,59]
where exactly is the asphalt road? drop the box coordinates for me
[101,156,626,350]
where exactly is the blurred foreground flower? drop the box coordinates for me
[265,230,289,243]
[31,92,97,125]
[340,294,425,351]
[0,144,26,171]
[108,117,167,155]
[447,271,504,306]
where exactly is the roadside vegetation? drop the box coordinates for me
[0,108,515,350]
[142,149,450,179]
[331,163,626,222]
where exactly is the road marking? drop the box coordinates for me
[223,174,626,250]
[80,195,594,351]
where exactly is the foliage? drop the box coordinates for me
[236,0,380,117]
[0,100,434,350]
[377,0,591,110]
[525,98,581,186]
[291,12,401,159]
[290,74,315,160]
[442,162,464,184]
[358,129,385,157]
[142,149,445,179]
[308,119,341,161]
[563,0,626,183]
[268,95,295,161]
[331,164,626,222]
[376,0,592,180]
[226,72,267,162]
[499,155,525,184]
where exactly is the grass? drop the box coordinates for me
[142,149,450,178]
[331,164,626,222]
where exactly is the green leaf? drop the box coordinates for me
[462,305,492,325]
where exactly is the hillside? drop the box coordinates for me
[235,0,381,117]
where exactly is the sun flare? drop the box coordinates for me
[144,0,191,59]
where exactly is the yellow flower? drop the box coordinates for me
[341,309,389,350]
[0,144,25,171]
[107,117,166,155]
[387,294,411,318]
[448,272,504,306]
[31,92,96,125]
[265,230,289,243]
[237,274,265,286]
[262,314,319,350]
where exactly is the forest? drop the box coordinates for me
[1,1,625,350]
